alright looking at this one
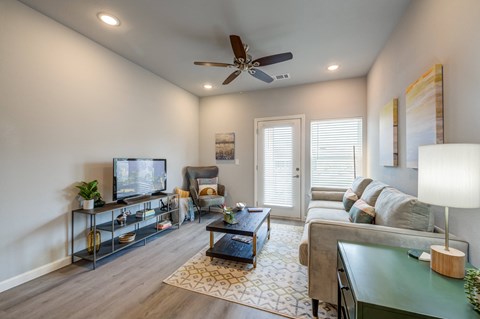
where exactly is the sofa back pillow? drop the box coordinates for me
[375,187,434,232]
[342,188,358,212]
[349,199,375,224]
[360,181,387,206]
[351,177,373,197]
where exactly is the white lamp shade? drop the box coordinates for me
[418,144,480,208]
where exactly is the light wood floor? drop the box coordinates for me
[0,213,304,319]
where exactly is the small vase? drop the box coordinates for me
[87,229,101,254]
[83,199,94,210]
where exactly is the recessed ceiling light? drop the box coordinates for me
[97,13,120,26]
[203,84,213,90]
[327,64,340,71]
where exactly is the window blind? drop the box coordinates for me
[263,125,293,207]
[311,118,363,188]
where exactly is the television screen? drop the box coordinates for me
[113,158,167,201]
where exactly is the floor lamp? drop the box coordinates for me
[418,144,480,279]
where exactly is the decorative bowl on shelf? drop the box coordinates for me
[119,232,136,244]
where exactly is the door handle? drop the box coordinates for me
[292,174,299,178]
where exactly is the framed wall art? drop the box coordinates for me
[215,133,235,160]
[405,64,444,168]
[379,98,398,167]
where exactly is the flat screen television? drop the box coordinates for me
[113,158,167,201]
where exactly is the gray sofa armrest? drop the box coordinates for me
[310,187,347,201]
[307,220,469,305]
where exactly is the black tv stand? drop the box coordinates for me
[72,192,179,269]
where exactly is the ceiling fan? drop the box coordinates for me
[194,35,293,85]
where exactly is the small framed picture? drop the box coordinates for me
[215,133,235,160]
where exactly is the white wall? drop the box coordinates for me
[199,78,367,215]
[0,0,199,286]
[367,0,480,265]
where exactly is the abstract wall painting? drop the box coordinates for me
[405,64,444,168]
[215,133,235,160]
[379,98,398,167]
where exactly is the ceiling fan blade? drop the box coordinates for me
[249,68,274,83]
[252,52,293,67]
[194,61,234,67]
[229,35,247,62]
[223,70,242,85]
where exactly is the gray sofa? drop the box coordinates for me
[299,177,469,315]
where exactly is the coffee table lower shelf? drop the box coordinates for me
[206,226,268,266]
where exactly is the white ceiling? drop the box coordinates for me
[19,0,411,97]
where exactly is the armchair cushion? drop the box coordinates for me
[197,194,225,208]
[197,177,218,195]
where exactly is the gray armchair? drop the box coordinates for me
[186,166,226,222]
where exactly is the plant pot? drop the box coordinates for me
[83,199,94,210]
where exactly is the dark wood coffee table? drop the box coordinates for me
[206,208,271,268]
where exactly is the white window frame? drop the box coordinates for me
[310,117,363,188]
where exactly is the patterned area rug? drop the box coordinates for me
[164,223,336,319]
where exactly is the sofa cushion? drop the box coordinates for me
[342,188,358,212]
[349,199,375,224]
[308,200,344,211]
[306,207,350,223]
[311,190,344,201]
[375,187,434,232]
[351,177,373,197]
[360,181,387,206]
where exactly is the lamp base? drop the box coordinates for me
[430,245,465,279]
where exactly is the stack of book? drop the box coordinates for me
[136,209,155,219]
[156,220,172,230]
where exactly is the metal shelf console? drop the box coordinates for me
[72,193,179,269]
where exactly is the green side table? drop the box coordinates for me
[337,241,479,319]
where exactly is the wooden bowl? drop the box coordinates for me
[119,232,136,243]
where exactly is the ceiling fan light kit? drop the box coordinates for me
[194,35,293,85]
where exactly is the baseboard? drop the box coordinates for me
[0,256,71,293]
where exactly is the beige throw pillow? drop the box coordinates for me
[342,188,358,212]
[349,199,375,224]
[197,177,218,196]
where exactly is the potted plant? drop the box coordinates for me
[222,204,237,224]
[76,180,101,210]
